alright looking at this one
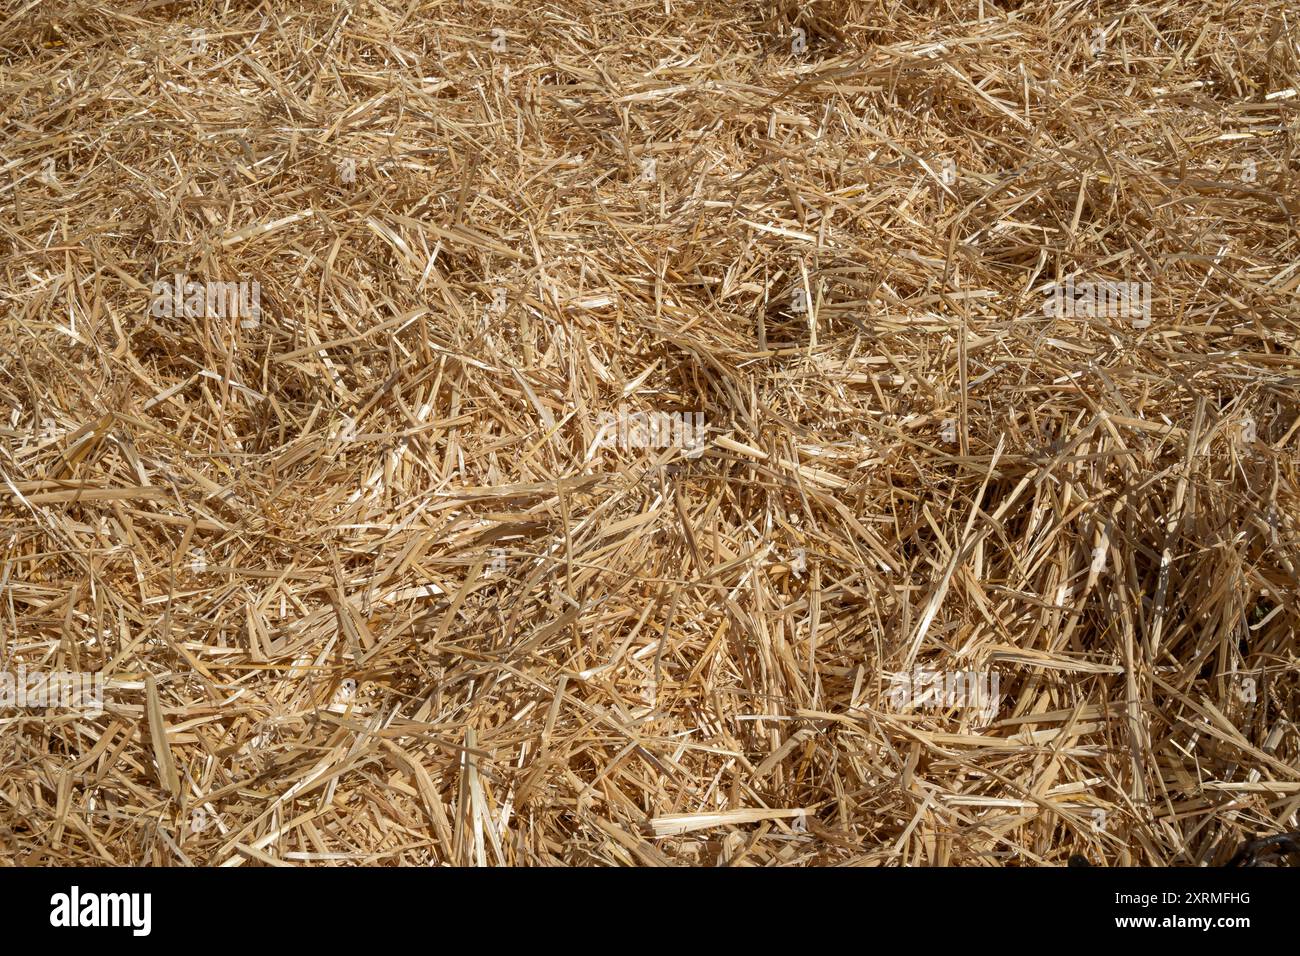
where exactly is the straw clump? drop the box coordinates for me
[0,0,1298,865]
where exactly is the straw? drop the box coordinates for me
[0,0,1297,866]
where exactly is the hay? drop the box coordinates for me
[0,0,1297,866]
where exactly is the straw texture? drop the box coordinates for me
[1,0,1297,866]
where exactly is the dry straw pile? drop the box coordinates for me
[1,0,1297,866]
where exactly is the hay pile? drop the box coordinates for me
[1,0,1297,866]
